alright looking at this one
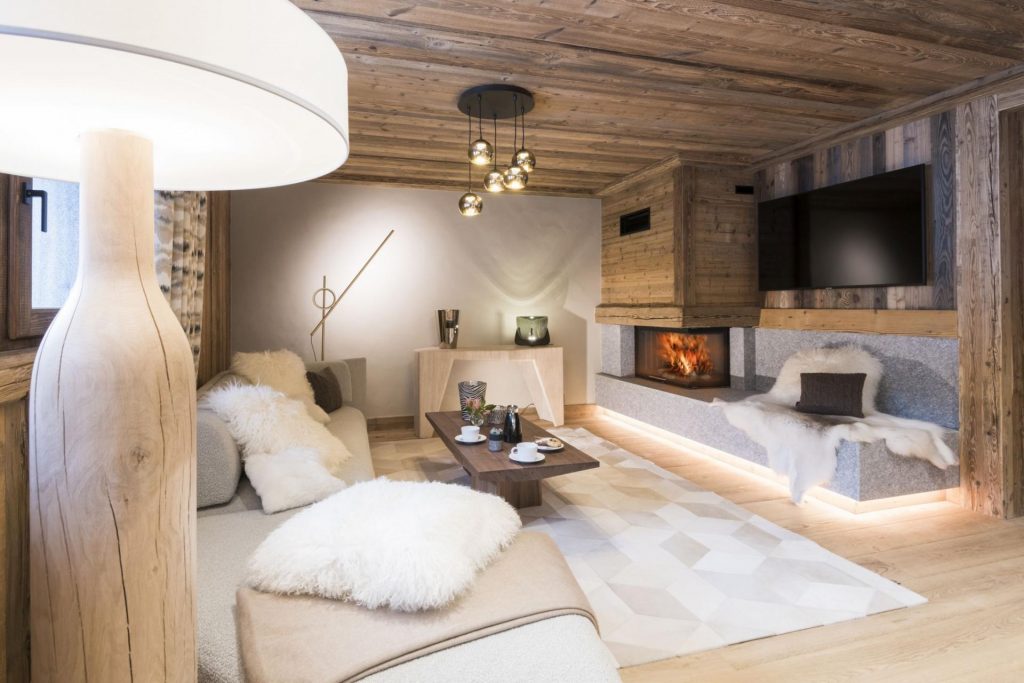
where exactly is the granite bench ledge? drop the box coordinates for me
[595,373,959,502]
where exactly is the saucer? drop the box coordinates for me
[535,437,564,453]
[510,452,546,464]
[454,434,487,444]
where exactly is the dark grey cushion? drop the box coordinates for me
[796,372,866,418]
[306,366,343,413]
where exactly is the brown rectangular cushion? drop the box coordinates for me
[306,366,343,413]
[795,372,866,418]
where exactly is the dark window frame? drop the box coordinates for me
[7,177,59,339]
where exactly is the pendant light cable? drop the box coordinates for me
[521,104,526,148]
[477,93,484,139]
[512,94,519,152]
[493,113,499,171]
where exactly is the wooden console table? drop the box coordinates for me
[415,345,564,438]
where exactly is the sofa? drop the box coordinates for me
[196,358,620,683]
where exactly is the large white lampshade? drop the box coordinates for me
[0,0,348,189]
[0,2,349,681]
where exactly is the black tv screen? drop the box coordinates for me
[758,165,927,291]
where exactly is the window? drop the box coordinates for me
[30,178,79,309]
[8,176,79,338]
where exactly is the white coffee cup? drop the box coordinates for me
[511,441,540,462]
[460,425,480,441]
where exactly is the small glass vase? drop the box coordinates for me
[468,413,486,428]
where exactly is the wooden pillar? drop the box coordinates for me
[955,95,1024,518]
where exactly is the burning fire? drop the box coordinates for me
[657,333,714,377]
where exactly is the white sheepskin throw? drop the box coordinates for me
[202,383,352,476]
[714,346,957,504]
[768,345,883,413]
[245,479,522,611]
[232,349,330,424]
[245,448,347,514]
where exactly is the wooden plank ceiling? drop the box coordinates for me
[297,0,1024,196]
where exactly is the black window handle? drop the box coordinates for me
[21,182,48,233]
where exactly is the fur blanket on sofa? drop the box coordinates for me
[713,346,958,503]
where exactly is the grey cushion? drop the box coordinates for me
[197,410,242,508]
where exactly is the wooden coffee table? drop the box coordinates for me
[426,411,599,508]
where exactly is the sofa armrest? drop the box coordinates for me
[197,409,242,508]
[340,357,367,413]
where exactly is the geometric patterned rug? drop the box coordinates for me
[371,427,926,667]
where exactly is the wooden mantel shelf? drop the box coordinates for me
[595,304,761,329]
[758,308,958,338]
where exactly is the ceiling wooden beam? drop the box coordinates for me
[751,62,1024,168]
[292,0,1024,195]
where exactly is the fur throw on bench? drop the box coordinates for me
[714,346,958,503]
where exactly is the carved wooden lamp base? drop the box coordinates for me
[29,130,197,681]
[0,2,350,678]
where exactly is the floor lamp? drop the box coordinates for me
[0,2,349,680]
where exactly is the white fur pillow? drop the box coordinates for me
[232,349,330,424]
[202,383,352,475]
[245,448,346,514]
[245,480,522,611]
[769,345,883,414]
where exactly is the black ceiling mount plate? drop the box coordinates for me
[457,84,535,120]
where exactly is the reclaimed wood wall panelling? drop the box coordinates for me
[758,114,957,311]
[997,107,1024,518]
[688,167,759,308]
[601,168,679,305]
[599,158,760,327]
[956,96,1001,516]
[0,397,27,683]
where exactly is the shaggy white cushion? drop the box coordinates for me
[245,448,346,514]
[232,349,330,424]
[245,479,522,611]
[769,345,883,414]
[202,383,352,475]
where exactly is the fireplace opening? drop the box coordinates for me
[634,327,730,389]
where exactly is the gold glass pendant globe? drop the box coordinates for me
[468,138,493,166]
[458,191,483,216]
[514,148,536,173]
[484,169,505,193]
[502,164,528,191]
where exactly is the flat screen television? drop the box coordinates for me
[758,164,927,291]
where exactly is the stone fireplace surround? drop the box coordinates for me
[597,325,960,503]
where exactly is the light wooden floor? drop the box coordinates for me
[372,408,1024,681]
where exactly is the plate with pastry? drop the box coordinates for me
[535,436,565,452]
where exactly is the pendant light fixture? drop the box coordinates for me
[467,93,493,166]
[484,113,505,193]
[502,93,529,191]
[456,84,535,214]
[459,106,483,216]
[513,103,536,173]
